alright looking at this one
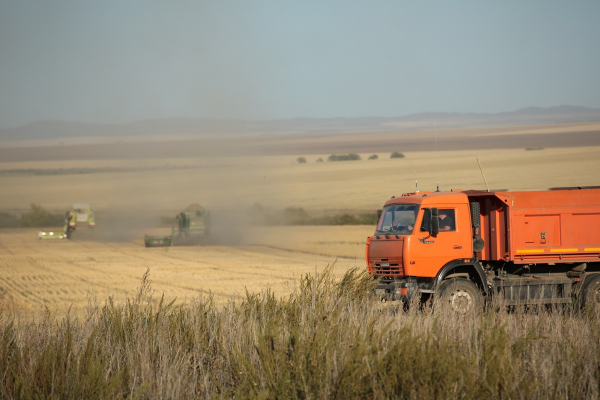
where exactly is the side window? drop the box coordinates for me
[438,209,456,232]
[420,209,431,232]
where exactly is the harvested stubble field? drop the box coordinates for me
[0,126,599,317]
[0,227,370,316]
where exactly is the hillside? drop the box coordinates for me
[1,105,599,142]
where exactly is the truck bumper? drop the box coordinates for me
[375,278,420,302]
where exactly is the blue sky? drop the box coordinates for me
[1,0,599,128]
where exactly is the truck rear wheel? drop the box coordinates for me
[578,274,600,310]
[437,278,483,314]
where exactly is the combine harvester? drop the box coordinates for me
[144,204,210,247]
[67,203,95,228]
[38,204,95,240]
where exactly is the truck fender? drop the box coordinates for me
[434,259,488,296]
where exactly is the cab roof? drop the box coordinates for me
[384,190,470,207]
[383,187,600,208]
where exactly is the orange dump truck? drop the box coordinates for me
[367,186,600,312]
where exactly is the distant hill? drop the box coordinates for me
[1,105,599,141]
[397,105,600,128]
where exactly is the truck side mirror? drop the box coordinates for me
[377,209,382,219]
[431,207,439,235]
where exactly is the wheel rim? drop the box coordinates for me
[448,289,473,313]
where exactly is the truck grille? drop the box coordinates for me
[370,262,404,277]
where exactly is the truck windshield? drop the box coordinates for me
[376,204,420,234]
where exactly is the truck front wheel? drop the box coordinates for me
[437,278,483,314]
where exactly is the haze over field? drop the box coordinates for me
[1,106,600,144]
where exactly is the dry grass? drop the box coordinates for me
[0,267,598,399]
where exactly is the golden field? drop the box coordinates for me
[0,227,369,316]
[2,145,600,214]
[1,124,600,317]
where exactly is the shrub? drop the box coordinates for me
[20,204,65,227]
[282,206,311,225]
[390,152,405,159]
[248,205,378,226]
[297,157,307,164]
[368,154,378,160]
[316,158,324,163]
[0,211,20,228]
[328,153,361,162]
[313,212,379,225]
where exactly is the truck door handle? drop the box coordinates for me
[453,246,462,249]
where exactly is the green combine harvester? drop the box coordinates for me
[38,204,95,240]
[144,204,210,247]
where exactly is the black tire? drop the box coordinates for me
[437,278,483,314]
[578,274,600,310]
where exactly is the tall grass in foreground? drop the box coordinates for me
[1,267,599,399]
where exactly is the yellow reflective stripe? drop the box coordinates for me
[518,248,600,254]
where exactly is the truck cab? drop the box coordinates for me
[367,191,485,311]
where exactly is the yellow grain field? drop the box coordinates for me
[0,228,358,317]
[1,137,599,317]
[1,146,599,214]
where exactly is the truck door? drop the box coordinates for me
[410,207,472,277]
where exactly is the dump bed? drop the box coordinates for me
[467,188,600,264]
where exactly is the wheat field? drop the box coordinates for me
[0,227,370,317]
[2,145,600,214]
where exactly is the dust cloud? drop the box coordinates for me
[56,131,282,246]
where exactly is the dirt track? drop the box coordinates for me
[0,228,362,317]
